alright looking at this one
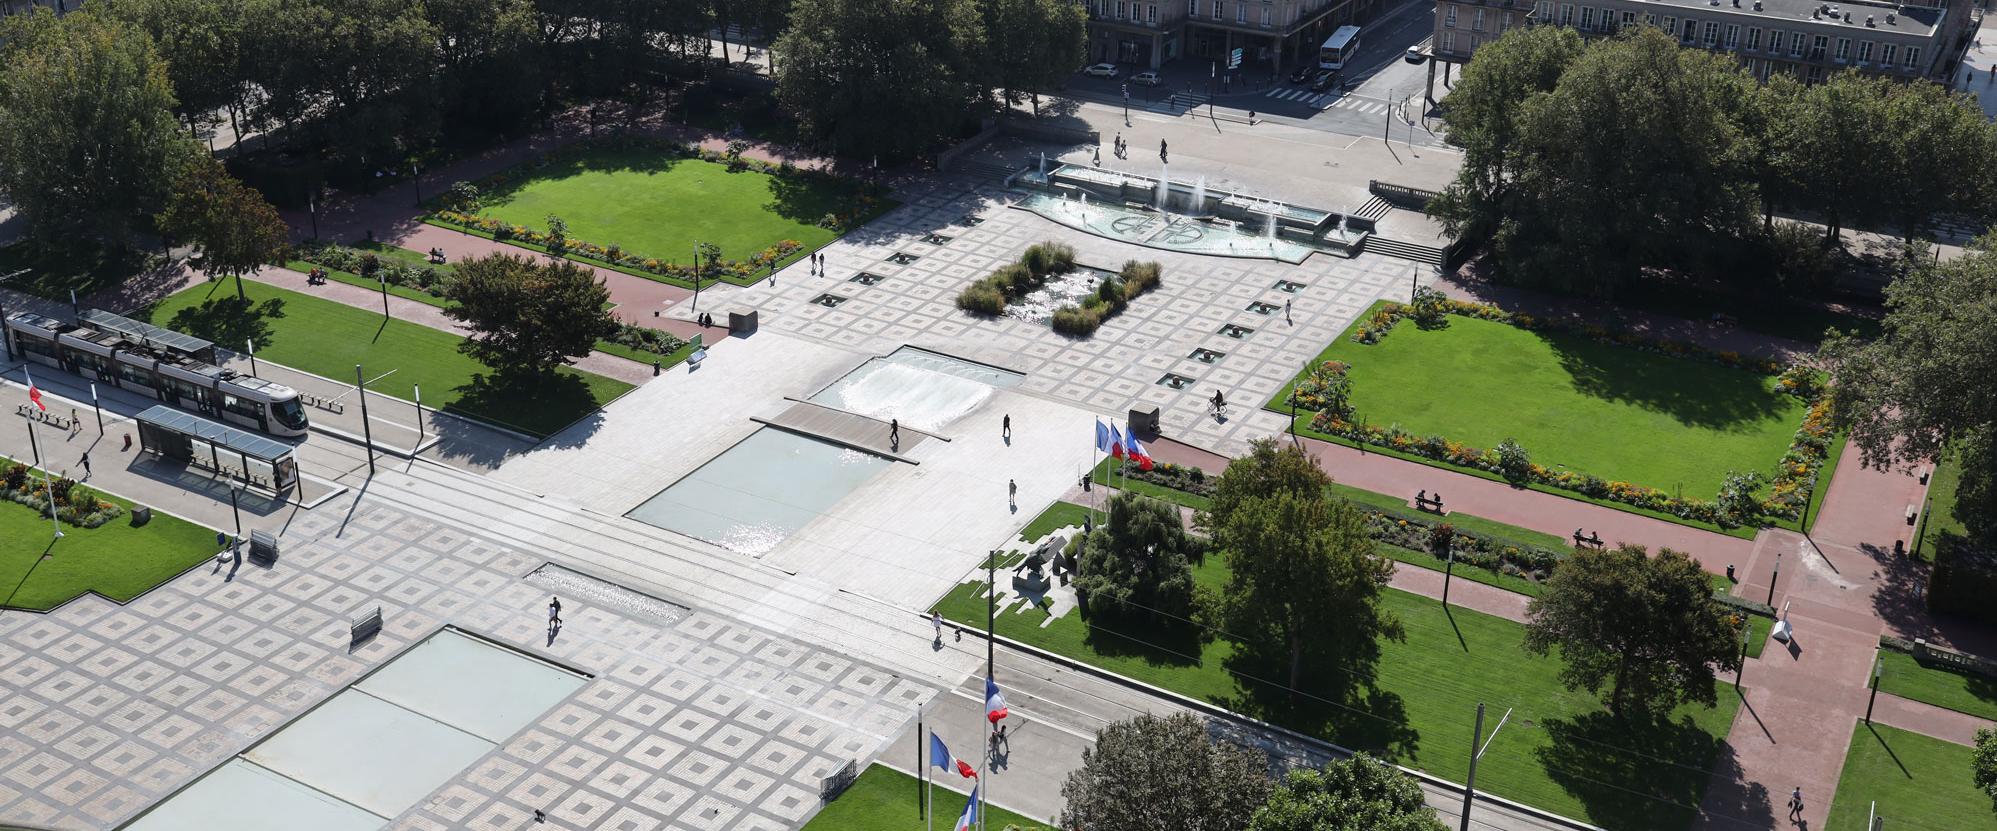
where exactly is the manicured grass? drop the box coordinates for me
[1295,312,1806,497]
[1743,613,1774,660]
[937,578,1739,829]
[1918,450,1968,562]
[0,239,148,301]
[143,280,633,437]
[0,459,219,611]
[1017,501,1093,544]
[284,258,452,308]
[1824,723,1997,830]
[1090,459,1210,510]
[1876,650,1997,721]
[802,764,1053,831]
[474,147,874,276]
[1383,544,1548,597]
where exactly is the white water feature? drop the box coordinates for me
[1039,151,1047,177]
[1265,204,1277,239]
[1156,163,1170,210]
[1189,177,1208,215]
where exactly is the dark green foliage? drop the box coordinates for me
[1072,491,1202,621]
[441,253,619,377]
[1248,754,1447,831]
[1059,712,1271,831]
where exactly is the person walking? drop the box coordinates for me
[1002,413,1011,441]
[548,596,563,629]
[1159,139,1168,163]
[1787,787,1803,822]
[1008,478,1017,506]
[888,418,900,448]
[931,610,943,643]
[80,451,90,479]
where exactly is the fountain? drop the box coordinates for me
[1265,204,1277,239]
[1156,163,1169,211]
[1039,151,1047,178]
[1189,177,1208,216]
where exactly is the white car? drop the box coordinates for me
[1405,46,1427,64]
[1083,63,1119,78]
[1131,71,1161,86]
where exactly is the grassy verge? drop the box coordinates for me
[1744,613,1774,660]
[0,458,218,611]
[144,280,633,437]
[1824,723,1997,830]
[1382,545,1548,597]
[283,259,451,308]
[936,579,1738,829]
[1876,649,1997,721]
[1917,450,1967,562]
[1017,502,1093,545]
[1326,480,1569,549]
[0,239,149,301]
[802,765,1053,831]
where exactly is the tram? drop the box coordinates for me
[3,309,310,438]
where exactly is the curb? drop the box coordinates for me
[941,616,1606,831]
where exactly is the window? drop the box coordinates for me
[1534,0,1552,21]
[1621,11,1636,30]
[1189,0,1197,15]
[1725,24,1739,48]
[1211,0,1220,18]
[1703,21,1719,46]
[1809,35,1826,60]
[1235,3,1244,22]
[1441,30,1456,52]
[1904,46,1920,69]
[1473,7,1485,30]
[1856,40,1871,63]
[1835,37,1850,61]
[1746,27,1760,50]
[1115,1,1124,18]
[1560,4,1574,26]
[1259,5,1268,24]
[1681,18,1696,42]
[1445,3,1457,26]
[116,361,153,390]
[1580,7,1594,29]
[1661,16,1675,34]
[1646,13,1657,27]
[1503,12,1515,31]
[222,393,263,420]
[1881,43,1897,66]
[1790,31,1804,57]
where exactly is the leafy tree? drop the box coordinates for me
[1059,712,1271,831]
[1218,489,1399,701]
[1198,437,1331,540]
[1823,235,1997,543]
[1248,753,1446,831]
[1429,25,1584,246]
[1872,79,1997,244]
[245,0,440,171]
[981,0,1086,115]
[423,0,540,135]
[441,253,618,376]
[772,0,986,159]
[158,155,291,299]
[1522,544,1742,717]
[1073,490,1202,620]
[0,10,195,242]
[96,0,259,136]
[1974,726,1997,814]
[1774,71,1894,245]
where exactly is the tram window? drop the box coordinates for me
[17,336,57,360]
[117,362,153,387]
[222,394,263,419]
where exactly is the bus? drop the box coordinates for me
[1319,25,1363,70]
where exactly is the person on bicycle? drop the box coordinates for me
[1213,389,1226,412]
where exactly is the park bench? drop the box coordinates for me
[1413,489,1445,514]
[350,606,383,649]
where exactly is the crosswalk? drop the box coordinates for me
[1261,86,1391,114]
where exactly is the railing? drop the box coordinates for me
[1368,180,1443,210]
[1881,634,1997,682]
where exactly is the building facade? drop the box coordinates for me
[1429,0,1976,87]
[1084,0,1380,72]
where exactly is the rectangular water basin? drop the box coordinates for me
[809,346,1022,433]
[626,428,893,557]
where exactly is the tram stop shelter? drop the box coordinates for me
[135,405,299,495]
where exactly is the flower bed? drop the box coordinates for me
[296,242,451,299]
[3,463,123,528]
[1301,299,1831,528]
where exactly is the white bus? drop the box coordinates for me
[1319,25,1363,70]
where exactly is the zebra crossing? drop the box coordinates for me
[1261,86,1391,114]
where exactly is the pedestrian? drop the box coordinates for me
[70,408,79,434]
[889,418,900,447]
[1284,297,1291,322]
[1159,139,1168,162]
[80,452,90,479]
[993,722,1010,752]
[1002,413,1011,441]
[931,610,943,642]
[1787,787,1803,821]
[1008,478,1017,503]
[548,596,562,627]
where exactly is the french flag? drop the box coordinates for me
[1124,425,1154,471]
[1107,423,1126,460]
[984,676,1009,723]
[24,368,44,412]
[955,784,981,831]
[930,732,976,779]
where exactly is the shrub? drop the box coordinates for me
[1495,438,1531,483]
[1716,470,1764,524]
[1021,243,1054,277]
[1778,364,1822,399]
[357,252,380,277]
[1288,360,1352,419]
[1052,304,1105,335]
[444,180,480,212]
[1120,260,1161,294]
[1410,285,1450,330]
[957,283,1006,315]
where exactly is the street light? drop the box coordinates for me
[1122,83,1130,126]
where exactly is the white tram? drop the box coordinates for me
[4,309,310,437]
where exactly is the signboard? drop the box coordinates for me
[1228,47,1243,69]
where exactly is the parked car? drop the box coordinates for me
[1405,46,1427,64]
[1289,64,1318,84]
[1310,69,1339,91]
[1131,70,1161,86]
[1083,63,1119,78]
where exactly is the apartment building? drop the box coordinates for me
[1084,0,1378,71]
[1430,0,1976,86]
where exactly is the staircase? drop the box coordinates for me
[955,160,1024,183]
[1362,235,1446,266]
[1354,196,1392,222]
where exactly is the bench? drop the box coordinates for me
[1906,504,1918,525]
[350,606,383,648]
[248,530,279,567]
[1413,490,1445,514]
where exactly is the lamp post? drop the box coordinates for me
[986,551,996,679]
[1767,551,1780,606]
[355,364,376,477]
[308,194,320,241]
[246,339,257,377]
[89,383,102,434]
[1122,84,1130,126]
[1865,654,1882,723]
[411,162,423,207]
[690,241,704,316]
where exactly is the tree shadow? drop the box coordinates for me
[446,370,604,441]
[765,170,877,226]
[477,144,688,206]
[1536,709,1730,831]
[1688,728,1776,831]
[1544,329,1797,431]
[159,296,288,351]
[1214,630,1419,762]
[1075,604,1208,671]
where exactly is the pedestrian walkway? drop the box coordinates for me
[1868,691,1997,746]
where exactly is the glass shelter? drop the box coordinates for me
[135,405,299,494]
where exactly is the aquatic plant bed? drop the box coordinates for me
[1269,298,1832,531]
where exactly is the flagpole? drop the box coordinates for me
[27,419,60,540]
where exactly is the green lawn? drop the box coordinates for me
[803,764,1053,831]
[1288,312,1807,498]
[0,459,219,611]
[1381,544,1549,597]
[473,147,873,277]
[1918,450,1968,562]
[936,578,1739,829]
[1742,613,1774,660]
[143,280,633,437]
[1876,650,1997,721]
[1824,723,1997,830]
[0,239,149,301]
[1017,501,1094,545]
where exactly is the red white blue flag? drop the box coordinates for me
[1107,424,1126,459]
[955,784,981,831]
[985,676,1009,723]
[930,732,977,779]
[24,368,44,412]
[1124,426,1154,471]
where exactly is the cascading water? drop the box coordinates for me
[1266,204,1277,239]
[1038,151,1047,177]
[1188,177,1208,216]
[1156,164,1170,211]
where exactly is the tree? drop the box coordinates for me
[0,10,195,242]
[1059,712,1271,831]
[1218,489,1399,701]
[1974,726,1997,815]
[1073,491,1202,620]
[1429,25,1585,246]
[441,253,618,376]
[1872,79,1997,244]
[245,0,440,171]
[1822,235,1997,544]
[1197,437,1331,540]
[772,0,986,160]
[981,0,1086,115]
[1248,754,1446,831]
[158,155,290,299]
[1522,544,1742,717]
[96,0,259,138]
[1774,71,1895,246]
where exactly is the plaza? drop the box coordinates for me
[0,88,1986,831]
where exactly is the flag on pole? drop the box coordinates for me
[1094,419,1115,455]
[930,732,977,779]
[24,368,45,412]
[954,785,981,831]
[1125,426,1154,471]
[984,677,1009,723]
[1107,424,1126,460]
